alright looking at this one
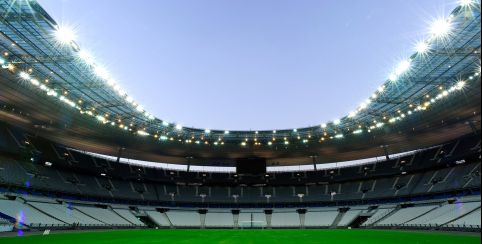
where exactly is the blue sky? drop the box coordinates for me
[38,0,456,131]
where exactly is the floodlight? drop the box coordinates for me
[19,72,30,80]
[137,130,149,136]
[30,79,40,86]
[389,73,398,82]
[430,18,452,38]
[54,26,76,44]
[395,60,411,76]
[94,65,110,80]
[353,129,363,134]
[456,80,466,89]
[415,41,430,54]
[78,50,95,65]
[459,0,473,7]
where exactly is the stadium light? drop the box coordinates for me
[5,0,479,147]
[160,136,168,141]
[30,79,40,86]
[54,26,76,44]
[19,71,30,80]
[456,80,466,89]
[415,41,430,54]
[389,73,398,82]
[353,129,363,134]
[430,18,452,38]
[459,0,474,7]
[395,60,411,76]
[96,115,106,123]
[137,130,150,136]
[94,65,110,80]
[78,50,95,65]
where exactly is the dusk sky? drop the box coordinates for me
[38,0,456,131]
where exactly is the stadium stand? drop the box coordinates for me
[238,211,267,228]
[1,192,479,231]
[448,208,481,227]
[27,202,101,225]
[405,201,481,226]
[166,210,200,227]
[337,208,362,227]
[0,0,480,237]
[74,205,132,226]
[304,209,339,227]
[376,205,437,226]
[205,211,234,228]
[112,208,145,226]
[271,210,300,227]
[145,210,171,227]
[0,199,64,227]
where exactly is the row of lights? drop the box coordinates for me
[7,54,477,148]
[2,0,480,147]
[54,24,157,121]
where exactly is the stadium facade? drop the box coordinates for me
[0,0,480,236]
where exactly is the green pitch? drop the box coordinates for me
[1,229,480,244]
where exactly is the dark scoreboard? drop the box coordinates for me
[236,158,267,175]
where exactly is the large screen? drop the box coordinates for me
[236,158,267,174]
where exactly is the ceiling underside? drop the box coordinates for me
[0,0,480,166]
[0,70,480,166]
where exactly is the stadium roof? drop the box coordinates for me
[0,0,480,166]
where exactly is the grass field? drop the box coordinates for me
[1,229,480,244]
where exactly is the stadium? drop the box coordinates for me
[0,0,480,243]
